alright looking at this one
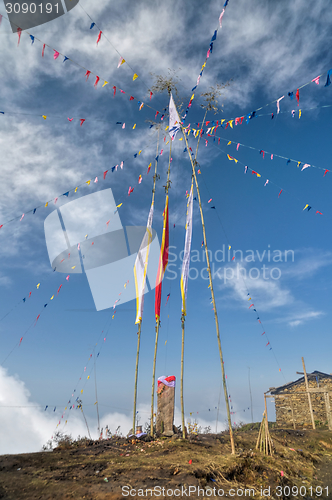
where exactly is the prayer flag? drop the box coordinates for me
[117,57,125,68]
[155,196,169,320]
[168,93,181,140]
[134,204,154,324]
[180,184,193,316]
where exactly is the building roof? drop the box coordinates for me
[268,371,332,395]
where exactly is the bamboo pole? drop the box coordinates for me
[302,357,316,429]
[150,320,160,436]
[180,111,235,454]
[181,313,186,439]
[93,350,100,436]
[133,321,142,434]
[150,137,172,436]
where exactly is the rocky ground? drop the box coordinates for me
[0,428,331,499]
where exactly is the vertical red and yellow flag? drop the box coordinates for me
[155,196,169,320]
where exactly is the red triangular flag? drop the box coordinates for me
[96,31,102,44]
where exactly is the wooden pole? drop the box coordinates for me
[180,114,235,454]
[150,136,172,436]
[93,349,100,436]
[324,392,332,431]
[302,357,316,429]
[180,313,186,439]
[133,321,142,434]
[264,395,269,453]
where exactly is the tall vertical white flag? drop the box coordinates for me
[180,184,194,315]
[169,93,181,140]
[134,204,154,324]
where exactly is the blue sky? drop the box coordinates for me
[1,0,332,453]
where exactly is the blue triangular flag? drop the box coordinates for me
[90,22,95,29]
[30,35,34,44]
[211,30,217,42]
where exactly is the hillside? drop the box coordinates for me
[0,428,331,499]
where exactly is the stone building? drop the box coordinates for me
[268,371,332,429]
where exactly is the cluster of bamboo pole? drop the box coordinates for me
[256,411,273,455]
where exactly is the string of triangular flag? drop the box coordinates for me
[198,178,287,380]
[52,278,131,435]
[1,273,73,365]
[182,0,231,123]
[0,132,160,231]
[210,133,329,176]
[197,68,332,129]
[184,101,332,138]
[212,146,324,215]
[79,2,154,99]
[0,12,163,116]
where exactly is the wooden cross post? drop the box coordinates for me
[302,357,315,430]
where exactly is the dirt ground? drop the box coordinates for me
[0,428,331,499]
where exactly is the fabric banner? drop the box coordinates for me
[180,183,194,315]
[155,196,169,320]
[134,203,154,324]
[157,375,176,388]
[168,93,181,140]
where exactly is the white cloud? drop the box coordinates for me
[287,311,324,327]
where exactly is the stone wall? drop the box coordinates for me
[273,377,332,428]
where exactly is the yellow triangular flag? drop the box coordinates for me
[166,141,169,145]
[179,137,183,141]
[36,283,40,289]
[87,375,90,379]
[138,150,142,155]
[299,109,302,119]
[208,283,211,288]
[112,315,115,319]
[228,245,231,250]
[45,202,48,207]
[227,141,231,145]
[191,94,195,101]
[50,295,54,300]
[81,389,83,394]
[303,204,309,211]
[42,115,47,120]
[133,73,138,81]
[229,120,234,128]
[297,162,301,168]
[102,81,108,87]
[75,187,78,193]
[72,266,76,269]
[86,180,91,185]
[116,203,123,208]
[165,126,169,131]
[133,124,136,129]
